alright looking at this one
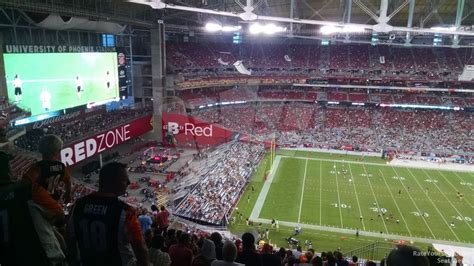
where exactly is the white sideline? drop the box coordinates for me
[252,217,474,248]
[250,156,281,220]
[297,159,308,223]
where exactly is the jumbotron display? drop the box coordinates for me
[4,52,119,115]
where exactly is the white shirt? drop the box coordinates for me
[75,78,82,87]
[13,78,22,87]
[40,91,51,109]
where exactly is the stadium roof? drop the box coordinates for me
[163,0,473,28]
[3,0,474,46]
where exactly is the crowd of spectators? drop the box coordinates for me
[177,86,474,108]
[13,106,152,151]
[166,42,472,82]
[190,102,473,156]
[173,141,264,225]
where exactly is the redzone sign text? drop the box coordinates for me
[61,125,130,166]
[60,115,153,166]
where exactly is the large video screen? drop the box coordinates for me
[4,52,119,116]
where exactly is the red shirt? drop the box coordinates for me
[157,209,170,228]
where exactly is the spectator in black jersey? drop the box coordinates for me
[236,233,261,266]
[68,162,149,266]
[23,134,72,222]
[0,151,49,266]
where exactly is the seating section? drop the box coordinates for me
[166,42,473,82]
[174,141,264,225]
[190,102,473,155]
[14,106,152,152]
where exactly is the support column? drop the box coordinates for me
[346,0,352,23]
[405,0,415,44]
[150,23,166,144]
[453,0,465,46]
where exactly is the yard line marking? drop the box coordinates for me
[378,169,412,237]
[434,170,474,208]
[319,160,322,226]
[348,163,366,230]
[333,162,344,228]
[451,171,474,192]
[442,171,474,204]
[419,169,474,231]
[361,164,389,234]
[405,168,461,241]
[390,166,436,239]
[297,159,308,223]
[280,155,474,173]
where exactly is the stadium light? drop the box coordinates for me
[205,22,241,32]
[320,26,341,35]
[320,25,366,35]
[205,22,222,32]
[430,26,457,32]
[249,23,286,35]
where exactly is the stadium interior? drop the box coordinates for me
[0,0,473,265]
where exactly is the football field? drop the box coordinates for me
[249,153,474,245]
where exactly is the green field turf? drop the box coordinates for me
[229,151,474,253]
[4,52,119,115]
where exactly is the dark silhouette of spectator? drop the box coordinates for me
[348,255,358,266]
[168,232,193,266]
[260,243,281,266]
[150,235,171,266]
[68,162,149,266]
[312,256,323,266]
[165,229,178,251]
[386,245,429,266]
[236,233,262,266]
[335,251,349,266]
[0,151,49,266]
[212,240,243,266]
[210,232,224,260]
[192,238,216,266]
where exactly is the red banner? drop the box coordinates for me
[162,113,235,148]
[60,115,153,166]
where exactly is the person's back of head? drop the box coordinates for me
[222,240,238,262]
[386,245,429,266]
[352,256,358,263]
[160,205,166,212]
[241,232,255,251]
[210,232,223,246]
[312,256,323,266]
[98,162,129,195]
[178,232,190,245]
[38,134,63,160]
[200,238,216,261]
[151,235,166,250]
